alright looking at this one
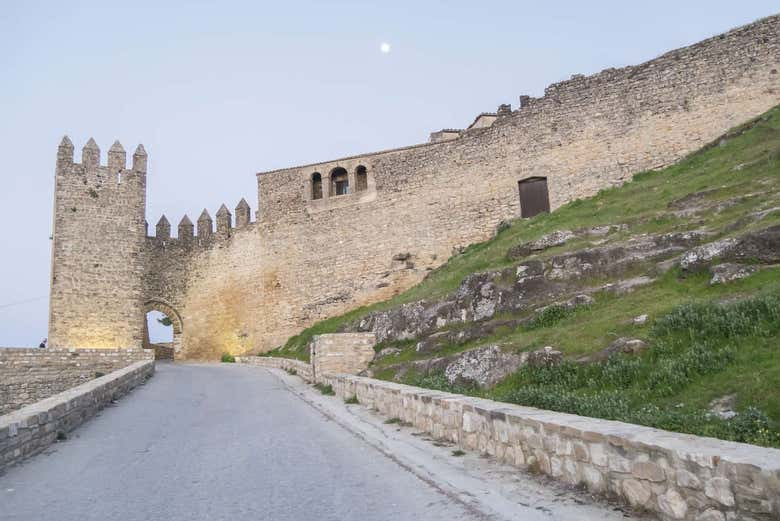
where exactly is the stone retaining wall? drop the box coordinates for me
[235,356,314,382]
[319,373,780,521]
[0,348,154,415]
[0,359,154,474]
[311,333,375,381]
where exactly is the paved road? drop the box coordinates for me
[0,363,482,521]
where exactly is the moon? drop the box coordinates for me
[380,42,391,54]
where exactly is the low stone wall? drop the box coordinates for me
[321,374,780,521]
[235,356,314,382]
[0,359,154,474]
[310,333,375,381]
[0,348,154,415]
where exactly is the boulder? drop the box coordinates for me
[632,314,648,325]
[444,345,523,388]
[595,337,648,361]
[708,394,737,420]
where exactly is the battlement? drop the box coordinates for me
[55,137,148,198]
[58,137,147,172]
[145,198,254,247]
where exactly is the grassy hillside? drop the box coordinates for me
[268,105,780,446]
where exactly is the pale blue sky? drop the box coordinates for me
[0,1,777,345]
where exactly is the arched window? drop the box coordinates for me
[311,172,323,200]
[355,165,368,192]
[330,167,349,196]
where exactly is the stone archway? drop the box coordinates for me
[144,299,184,360]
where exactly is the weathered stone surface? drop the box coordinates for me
[582,464,605,491]
[375,347,402,360]
[444,345,523,387]
[680,238,740,270]
[414,317,526,354]
[623,479,652,507]
[695,508,726,521]
[311,333,376,378]
[590,443,608,466]
[596,337,648,361]
[632,461,666,482]
[657,489,688,519]
[708,394,738,420]
[507,230,575,259]
[677,469,703,489]
[548,231,704,281]
[705,477,736,507]
[709,263,757,285]
[632,314,648,325]
[682,225,780,272]
[526,346,563,367]
[725,225,780,264]
[609,453,633,473]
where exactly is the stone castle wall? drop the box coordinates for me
[49,16,779,359]
[48,139,148,350]
[139,15,779,359]
[0,348,153,415]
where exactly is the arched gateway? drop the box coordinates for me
[143,299,184,360]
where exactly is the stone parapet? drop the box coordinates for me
[0,359,154,474]
[320,374,780,521]
[0,348,154,415]
[235,356,314,382]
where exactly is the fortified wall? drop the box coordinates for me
[49,15,780,359]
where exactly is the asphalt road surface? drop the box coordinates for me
[1,363,485,521]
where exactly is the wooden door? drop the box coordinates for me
[518,177,550,218]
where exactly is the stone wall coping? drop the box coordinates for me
[0,360,154,429]
[334,374,780,469]
[0,347,152,356]
[314,333,377,339]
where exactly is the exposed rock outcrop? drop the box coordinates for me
[680,225,780,270]
[709,263,757,285]
[444,345,523,388]
[507,230,575,259]
[354,230,705,345]
[594,337,648,361]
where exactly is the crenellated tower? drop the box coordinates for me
[48,137,147,349]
